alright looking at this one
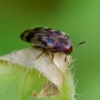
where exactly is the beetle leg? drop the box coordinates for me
[65,55,67,62]
[36,49,46,59]
[51,53,54,62]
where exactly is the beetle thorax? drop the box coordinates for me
[53,38,73,55]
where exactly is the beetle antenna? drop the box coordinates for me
[74,41,86,49]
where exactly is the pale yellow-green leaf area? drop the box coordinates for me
[0,47,75,100]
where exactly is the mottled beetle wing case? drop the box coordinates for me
[20,27,73,54]
[21,28,69,47]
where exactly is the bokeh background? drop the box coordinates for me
[0,0,100,100]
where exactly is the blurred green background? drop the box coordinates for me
[0,0,100,100]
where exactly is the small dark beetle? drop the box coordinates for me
[20,27,85,61]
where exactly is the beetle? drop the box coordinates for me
[20,27,85,61]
